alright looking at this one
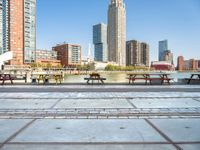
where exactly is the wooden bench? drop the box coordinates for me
[31,74,50,84]
[185,78,200,84]
[150,78,173,85]
[127,77,149,84]
[127,73,173,85]
[12,74,27,83]
[0,74,14,85]
[31,74,63,85]
[185,74,200,84]
[84,77,106,84]
[128,77,172,85]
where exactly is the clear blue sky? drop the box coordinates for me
[36,0,200,62]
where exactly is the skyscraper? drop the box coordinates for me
[93,23,108,62]
[108,0,126,66]
[159,40,168,61]
[126,40,141,66]
[141,42,150,66]
[2,0,36,65]
[0,0,3,55]
[164,50,173,65]
[126,40,150,67]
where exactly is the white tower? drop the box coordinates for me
[108,0,126,66]
[87,43,91,63]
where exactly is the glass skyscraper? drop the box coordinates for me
[93,23,108,62]
[159,40,168,61]
[0,0,2,55]
[24,0,36,63]
[2,0,36,65]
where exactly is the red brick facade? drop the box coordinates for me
[177,56,184,71]
[177,56,198,71]
[53,44,82,67]
[9,0,24,65]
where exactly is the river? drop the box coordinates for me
[63,72,194,83]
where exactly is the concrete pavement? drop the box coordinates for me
[0,85,200,150]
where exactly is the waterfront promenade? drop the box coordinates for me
[0,85,200,150]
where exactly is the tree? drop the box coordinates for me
[46,63,52,69]
[30,63,37,68]
[57,64,62,69]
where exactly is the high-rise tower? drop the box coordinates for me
[2,0,36,65]
[159,40,168,61]
[93,23,108,62]
[108,0,126,66]
[126,40,150,67]
[0,0,2,54]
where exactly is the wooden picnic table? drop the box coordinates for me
[84,73,106,84]
[127,73,172,85]
[0,74,14,85]
[31,73,63,85]
[185,74,200,84]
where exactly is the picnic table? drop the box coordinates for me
[0,74,14,85]
[127,73,173,85]
[31,73,63,85]
[185,74,200,84]
[84,73,106,84]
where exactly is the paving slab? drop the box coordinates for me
[0,85,200,93]
[0,92,200,99]
[1,144,176,150]
[130,98,200,108]
[11,119,167,143]
[0,119,31,143]
[1,85,200,89]
[194,98,200,101]
[54,99,133,108]
[150,119,200,142]
[0,99,59,109]
[178,144,200,150]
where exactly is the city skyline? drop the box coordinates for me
[36,0,200,63]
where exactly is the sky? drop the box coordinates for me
[36,0,200,63]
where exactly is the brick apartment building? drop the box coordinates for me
[52,44,82,67]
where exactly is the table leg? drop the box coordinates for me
[188,75,194,84]
[37,79,40,85]
[101,79,104,84]
[9,75,13,84]
[2,79,5,85]
[198,75,200,82]
[145,75,150,85]
[132,79,135,84]
[161,79,164,85]
[168,79,170,85]
[149,79,152,85]
[10,78,13,84]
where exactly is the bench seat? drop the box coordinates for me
[185,78,200,81]
[185,78,200,84]
[84,78,106,80]
[84,77,106,85]
[128,78,173,80]
[128,77,173,85]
